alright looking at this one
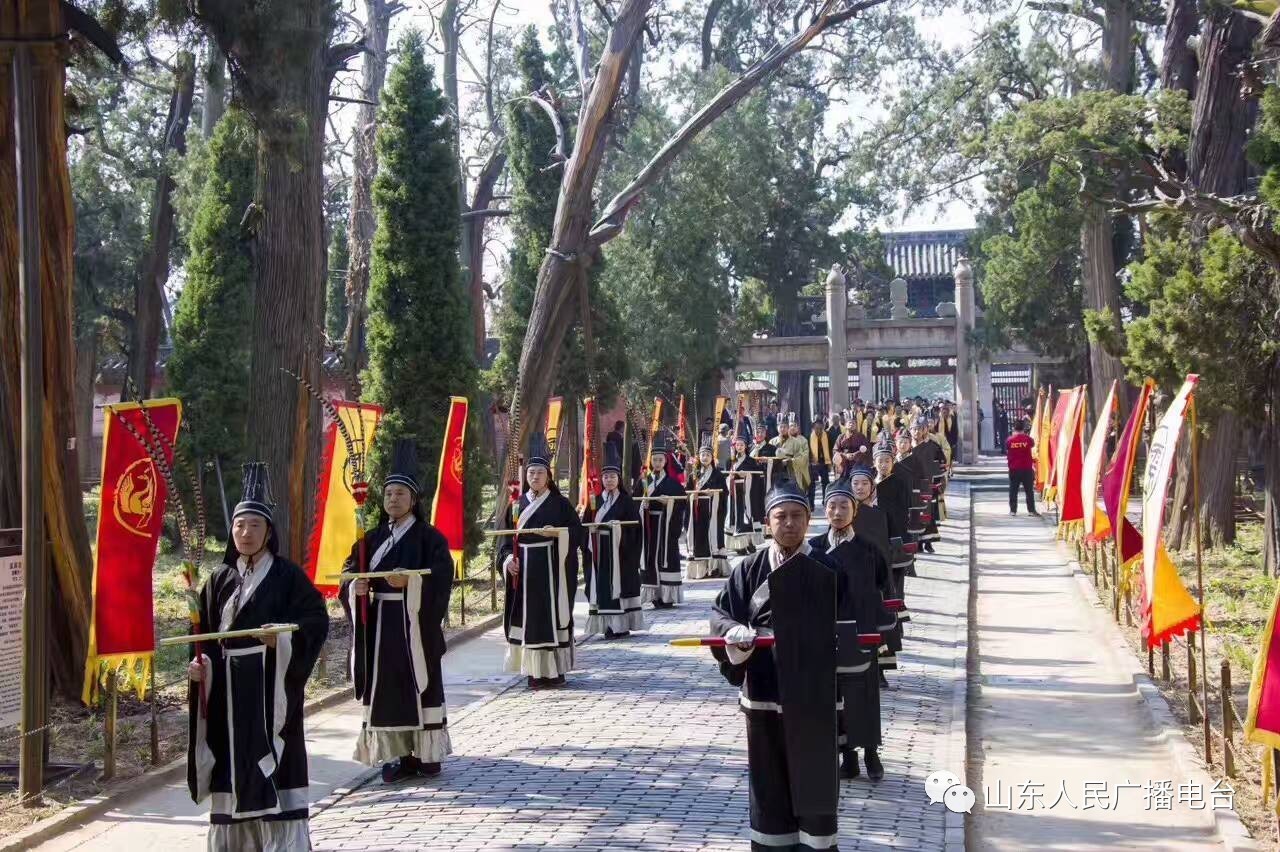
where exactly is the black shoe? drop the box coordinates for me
[610,631,630,639]
[864,749,884,781]
[878,669,889,689]
[1029,510,1041,517]
[840,748,859,779]
[417,761,441,777]
[604,627,616,638]
[381,758,416,784]
[1010,510,1017,516]
[922,542,935,553]
[546,675,566,687]
[527,676,542,690]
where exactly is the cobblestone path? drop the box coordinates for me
[310,492,970,851]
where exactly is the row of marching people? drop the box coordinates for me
[706,418,952,852]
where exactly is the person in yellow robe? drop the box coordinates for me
[771,414,811,496]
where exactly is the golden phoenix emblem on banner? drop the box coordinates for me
[450,435,465,484]
[113,457,158,537]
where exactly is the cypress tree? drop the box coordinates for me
[326,223,350,341]
[363,30,482,546]
[168,108,256,471]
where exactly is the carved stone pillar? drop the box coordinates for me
[824,265,849,414]
[954,258,979,464]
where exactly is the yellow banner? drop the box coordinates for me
[309,402,382,594]
[545,397,564,460]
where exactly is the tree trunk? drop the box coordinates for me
[197,0,335,557]
[1168,414,1239,550]
[341,0,393,396]
[466,146,504,361]
[0,3,94,699]
[566,400,580,500]
[1160,0,1199,99]
[200,40,226,138]
[1079,201,1126,419]
[439,0,473,290]
[701,0,726,70]
[1100,0,1134,95]
[74,323,98,483]
[1187,8,1260,197]
[126,52,195,399]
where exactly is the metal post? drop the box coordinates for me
[490,547,497,611]
[1110,545,1119,621]
[1188,634,1201,724]
[1191,398,1211,765]
[149,664,160,766]
[1148,646,1154,676]
[14,43,48,807]
[1221,658,1235,777]
[459,554,466,626]
[102,677,118,780]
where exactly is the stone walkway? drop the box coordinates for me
[968,485,1224,850]
[310,492,971,851]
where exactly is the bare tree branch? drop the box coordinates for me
[588,0,890,246]
[512,89,569,163]
[571,0,594,97]
[462,207,512,219]
[1027,1,1105,28]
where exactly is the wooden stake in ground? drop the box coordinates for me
[1192,394,1212,764]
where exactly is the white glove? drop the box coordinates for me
[725,624,757,649]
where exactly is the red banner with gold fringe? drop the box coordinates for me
[580,397,601,512]
[431,397,470,579]
[83,399,182,704]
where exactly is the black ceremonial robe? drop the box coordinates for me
[582,489,645,636]
[640,471,687,605]
[751,442,780,493]
[687,466,731,579]
[809,531,887,751]
[498,488,584,678]
[340,515,454,766]
[853,504,901,670]
[726,454,766,551]
[187,554,328,847]
[711,546,840,851]
[907,443,945,542]
[876,469,917,579]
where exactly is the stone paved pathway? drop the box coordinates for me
[310,491,971,851]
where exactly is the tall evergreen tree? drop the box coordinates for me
[168,108,256,473]
[327,222,350,341]
[363,30,482,548]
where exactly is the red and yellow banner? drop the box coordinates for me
[1081,381,1117,542]
[1031,388,1046,491]
[1044,388,1069,500]
[84,399,182,703]
[649,397,664,448]
[431,397,469,580]
[1054,386,1087,531]
[307,401,382,596]
[580,397,600,512]
[676,395,688,448]
[1246,579,1280,752]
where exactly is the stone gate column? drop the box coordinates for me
[858,359,874,403]
[978,360,994,453]
[954,257,979,464]
[825,265,849,414]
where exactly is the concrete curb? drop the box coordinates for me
[943,480,971,852]
[3,613,506,852]
[1051,520,1259,851]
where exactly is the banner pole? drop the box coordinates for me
[1191,395,1211,764]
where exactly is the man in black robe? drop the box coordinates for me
[751,423,780,494]
[687,433,731,579]
[187,463,329,850]
[908,418,946,552]
[582,443,645,638]
[341,439,455,783]
[711,481,840,851]
[726,420,765,553]
[498,432,584,687]
[640,436,687,608]
[848,464,901,681]
[809,476,888,782]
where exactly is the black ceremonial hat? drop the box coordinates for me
[735,418,752,442]
[602,441,622,474]
[650,432,670,455]
[873,434,894,459]
[699,432,714,453]
[233,461,274,523]
[765,479,809,513]
[526,431,551,469]
[384,438,421,494]
[825,475,855,503]
[848,463,876,483]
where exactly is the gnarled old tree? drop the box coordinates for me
[193,0,365,554]
[502,0,888,482]
[0,0,100,697]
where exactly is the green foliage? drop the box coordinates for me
[167,108,256,464]
[1251,85,1280,215]
[362,30,484,553]
[1122,218,1280,422]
